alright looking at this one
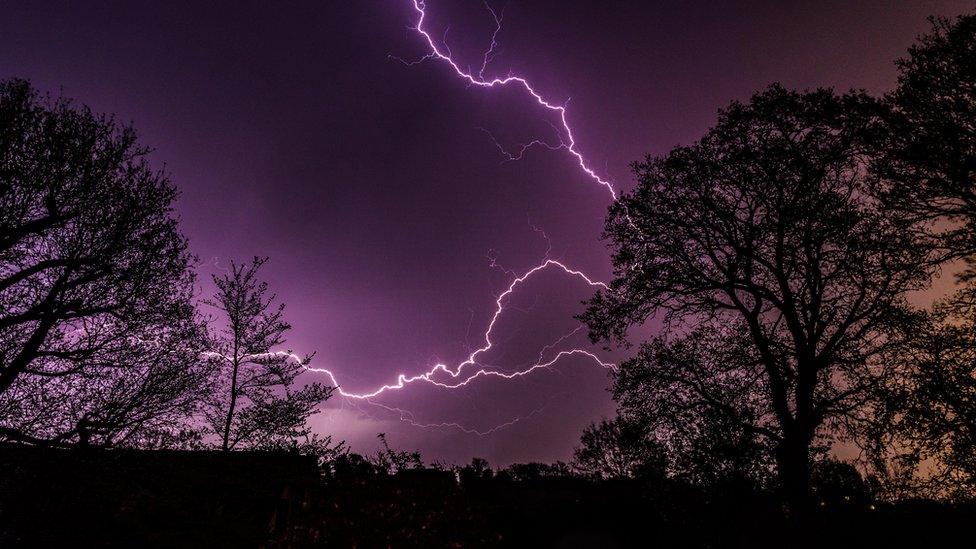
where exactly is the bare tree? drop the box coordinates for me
[0,79,203,445]
[581,85,939,513]
[205,257,333,451]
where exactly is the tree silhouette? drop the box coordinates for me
[605,325,775,488]
[867,13,976,499]
[879,14,976,258]
[810,458,874,507]
[204,257,333,451]
[496,461,572,482]
[371,433,424,474]
[869,299,976,498]
[573,416,666,481]
[0,79,202,446]
[456,457,493,485]
[581,85,939,513]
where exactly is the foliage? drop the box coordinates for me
[496,461,572,482]
[811,458,875,507]
[865,13,976,499]
[0,311,214,448]
[611,325,776,486]
[866,297,976,499]
[456,457,494,484]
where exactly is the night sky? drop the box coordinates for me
[2,0,970,465]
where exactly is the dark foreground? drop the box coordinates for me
[0,446,970,548]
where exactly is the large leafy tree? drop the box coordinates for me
[0,79,204,446]
[581,85,939,513]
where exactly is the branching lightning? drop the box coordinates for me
[302,259,615,399]
[396,0,618,199]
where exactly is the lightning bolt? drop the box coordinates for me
[302,259,615,399]
[397,0,618,200]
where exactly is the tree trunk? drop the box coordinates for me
[777,433,813,518]
[221,358,240,451]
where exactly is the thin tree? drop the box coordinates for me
[205,257,333,451]
[581,85,940,513]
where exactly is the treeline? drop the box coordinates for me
[325,431,870,504]
[287,435,927,547]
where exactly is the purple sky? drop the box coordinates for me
[2,0,971,465]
